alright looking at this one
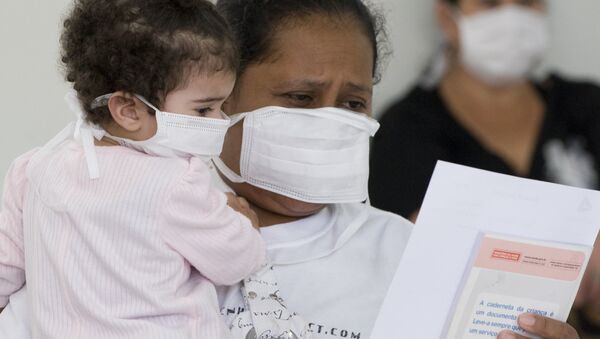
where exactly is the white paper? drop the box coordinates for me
[370,161,600,339]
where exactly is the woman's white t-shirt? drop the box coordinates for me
[218,202,412,339]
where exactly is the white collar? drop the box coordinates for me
[260,206,334,250]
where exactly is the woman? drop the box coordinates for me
[370,0,600,221]
[369,0,600,335]
[0,0,581,338]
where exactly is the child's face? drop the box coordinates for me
[162,70,236,118]
[133,70,235,141]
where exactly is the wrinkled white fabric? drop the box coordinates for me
[213,106,379,204]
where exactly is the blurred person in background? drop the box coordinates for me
[369,0,600,336]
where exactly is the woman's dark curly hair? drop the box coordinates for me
[61,0,239,125]
[216,0,389,83]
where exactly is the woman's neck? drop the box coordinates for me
[440,63,539,120]
[250,202,306,228]
[438,62,545,176]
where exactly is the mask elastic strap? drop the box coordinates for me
[91,93,159,113]
[228,112,248,127]
[133,94,160,113]
[212,157,246,184]
[90,93,112,109]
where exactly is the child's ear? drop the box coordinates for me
[107,91,147,132]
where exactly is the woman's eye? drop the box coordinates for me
[480,0,501,7]
[285,93,313,106]
[343,100,367,112]
[518,0,543,7]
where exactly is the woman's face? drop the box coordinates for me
[221,13,374,218]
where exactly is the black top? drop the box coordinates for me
[369,74,600,219]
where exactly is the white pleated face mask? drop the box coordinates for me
[212,106,380,204]
[458,5,549,86]
[91,93,230,159]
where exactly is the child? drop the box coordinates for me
[0,0,266,338]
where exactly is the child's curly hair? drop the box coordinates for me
[61,0,239,125]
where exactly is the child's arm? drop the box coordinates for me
[0,151,35,307]
[161,158,266,286]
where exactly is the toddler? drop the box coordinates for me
[0,0,266,338]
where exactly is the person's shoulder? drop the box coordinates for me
[365,205,413,231]
[377,85,448,135]
[344,203,413,247]
[541,73,600,106]
[4,148,40,184]
[369,205,412,238]
[380,86,443,121]
[96,149,211,190]
[8,149,39,172]
[343,204,413,266]
[105,148,205,174]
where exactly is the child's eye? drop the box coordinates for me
[195,107,214,116]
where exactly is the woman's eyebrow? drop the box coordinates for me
[346,82,373,95]
[273,79,372,94]
[273,79,328,90]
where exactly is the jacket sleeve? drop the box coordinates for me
[161,158,266,286]
[0,150,36,307]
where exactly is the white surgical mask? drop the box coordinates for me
[62,90,230,179]
[458,5,549,86]
[212,106,380,204]
[91,93,230,159]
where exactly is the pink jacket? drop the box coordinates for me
[0,142,266,339]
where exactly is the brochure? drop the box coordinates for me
[445,234,589,338]
[370,161,600,339]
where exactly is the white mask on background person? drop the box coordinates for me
[458,5,549,86]
[212,106,380,204]
[90,93,231,159]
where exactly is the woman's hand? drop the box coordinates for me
[497,314,579,339]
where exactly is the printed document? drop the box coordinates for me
[371,161,600,339]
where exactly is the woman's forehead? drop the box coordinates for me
[258,15,375,87]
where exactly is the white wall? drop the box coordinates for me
[2,0,600,193]
[1,0,73,192]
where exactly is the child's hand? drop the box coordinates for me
[225,193,260,230]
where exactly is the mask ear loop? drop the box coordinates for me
[228,112,248,126]
[212,158,246,184]
[211,112,249,183]
[133,94,160,113]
